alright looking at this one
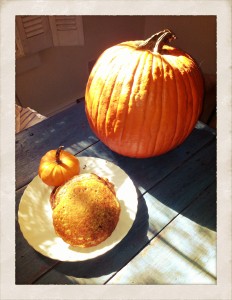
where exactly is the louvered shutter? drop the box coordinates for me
[16,16,53,55]
[49,16,84,46]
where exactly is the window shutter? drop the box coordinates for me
[16,16,53,55]
[49,16,84,46]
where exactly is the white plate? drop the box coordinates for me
[18,156,138,261]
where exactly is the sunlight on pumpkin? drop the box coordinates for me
[85,30,204,158]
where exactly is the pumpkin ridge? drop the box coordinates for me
[108,48,138,142]
[181,63,199,144]
[152,54,165,155]
[116,51,142,148]
[180,74,192,142]
[86,52,119,130]
[94,61,117,135]
[52,165,60,184]
[104,54,128,141]
[173,57,193,144]
[146,53,166,155]
[140,53,157,156]
[144,54,154,155]
[96,49,125,135]
[176,68,189,145]
[95,52,124,139]
[59,167,66,185]
[145,54,160,155]
[134,52,154,156]
[158,55,180,154]
[161,58,180,153]
[163,57,180,151]
[163,55,192,150]
[177,70,192,145]
[180,64,199,141]
[118,50,150,154]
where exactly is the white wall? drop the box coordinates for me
[16,16,216,117]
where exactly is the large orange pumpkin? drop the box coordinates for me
[85,29,204,158]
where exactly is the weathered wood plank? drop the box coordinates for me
[16,100,98,189]
[143,140,216,238]
[34,139,216,284]
[108,182,216,284]
[76,126,215,195]
[15,187,59,284]
[15,99,216,284]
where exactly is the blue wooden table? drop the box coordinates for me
[15,99,216,285]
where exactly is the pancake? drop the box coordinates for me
[51,173,120,248]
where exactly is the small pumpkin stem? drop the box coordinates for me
[137,29,176,53]
[56,146,64,164]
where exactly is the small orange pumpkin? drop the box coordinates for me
[38,146,80,186]
[85,29,204,158]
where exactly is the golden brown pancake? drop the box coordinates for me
[51,173,120,248]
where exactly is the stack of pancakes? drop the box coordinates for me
[50,173,120,248]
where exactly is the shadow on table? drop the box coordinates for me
[79,128,216,233]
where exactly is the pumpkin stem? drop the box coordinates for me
[56,146,64,164]
[137,29,176,53]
